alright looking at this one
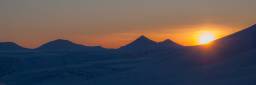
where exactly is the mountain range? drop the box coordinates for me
[2,24,256,53]
[1,24,256,85]
[0,35,182,52]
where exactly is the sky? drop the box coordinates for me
[0,0,256,48]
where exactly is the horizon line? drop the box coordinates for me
[1,23,255,49]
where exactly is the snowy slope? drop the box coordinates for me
[1,24,256,85]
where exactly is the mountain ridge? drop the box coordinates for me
[1,24,256,52]
[35,39,105,52]
[208,24,256,54]
[0,42,28,51]
[119,35,158,50]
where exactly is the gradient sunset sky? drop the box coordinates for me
[1,0,256,48]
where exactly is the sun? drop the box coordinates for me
[198,31,216,44]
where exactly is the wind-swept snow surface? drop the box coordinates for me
[1,24,256,85]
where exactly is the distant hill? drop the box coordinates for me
[35,39,105,52]
[0,42,28,51]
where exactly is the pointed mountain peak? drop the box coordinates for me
[138,35,148,39]
[136,35,151,40]
[119,35,157,50]
[158,39,182,48]
[133,35,156,44]
[161,39,174,44]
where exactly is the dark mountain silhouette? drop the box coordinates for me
[1,24,256,85]
[118,35,158,52]
[0,42,27,51]
[35,39,105,52]
[158,39,182,48]
[206,24,256,55]
[118,35,183,53]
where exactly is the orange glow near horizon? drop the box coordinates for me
[12,24,241,49]
[198,31,216,44]
[160,24,235,46]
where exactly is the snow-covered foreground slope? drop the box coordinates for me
[1,24,256,85]
[1,48,256,85]
[29,49,256,85]
[0,49,180,85]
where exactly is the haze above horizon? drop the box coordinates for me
[1,0,256,48]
